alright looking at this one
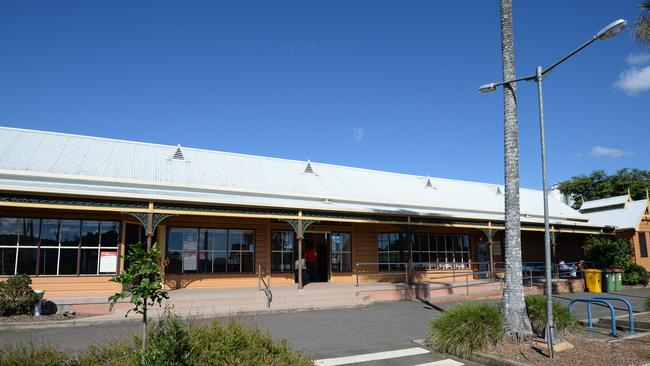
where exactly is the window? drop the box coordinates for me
[271,231,294,272]
[331,232,351,272]
[411,233,470,270]
[640,233,648,258]
[377,233,407,271]
[0,217,120,276]
[166,227,255,274]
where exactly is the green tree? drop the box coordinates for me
[499,0,532,338]
[108,243,169,356]
[557,169,650,209]
[634,0,650,46]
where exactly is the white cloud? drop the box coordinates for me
[614,65,650,95]
[590,145,633,158]
[626,53,650,66]
[352,128,364,142]
[615,53,650,95]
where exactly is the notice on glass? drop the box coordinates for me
[183,252,197,271]
[99,252,118,273]
[183,231,198,251]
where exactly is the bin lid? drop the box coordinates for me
[584,269,603,273]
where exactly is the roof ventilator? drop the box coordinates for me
[304,160,315,174]
[425,176,436,189]
[169,144,185,161]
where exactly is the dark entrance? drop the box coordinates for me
[302,232,329,283]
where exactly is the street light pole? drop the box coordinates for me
[535,65,559,357]
[478,18,627,359]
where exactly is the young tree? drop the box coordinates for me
[499,0,532,338]
[108,243,169,355]
[634,0,650,46]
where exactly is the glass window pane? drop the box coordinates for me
[462,236,469,251]
[212,251,227,273]
[19,219,40,246]
[100,222,120,247]
[378,236,388,251]
[60,220,81,247]
[81,221,100,247]
[242,252,254,273]
[271,252,283,272]
[40,220,59,246]
[168,228,184,251]
[59,249,78,274]
[282,252,293,272]
[39,248,58,275]
[0,218,18,246]
[331,234,341,253]
[124,223,143,245]
[16,248,37,275]
[80,249,99,274]
[341,252,351,272]
[0,248,16,275]
[198,250,211,273]
[228,231,242,252]
[331,253,341,272]
[204,229,227,251]
[228,251,240,272]
[271,231,283,251]
[340,233,351,252]
[242,231,254,252]
[454,236,463,252]
[166,251,182,274]
[378,252,389,264]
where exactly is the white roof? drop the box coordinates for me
[0,126,593,226]
[580,195,630,211]
[581,198,648,230]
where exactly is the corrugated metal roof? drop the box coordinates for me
[0,126,591,225]
[581,199,647,230]
[580,195,630,211]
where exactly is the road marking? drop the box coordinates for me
[414,360,465,366]
[314,347,430,366]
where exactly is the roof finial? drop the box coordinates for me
[628,187,632,201]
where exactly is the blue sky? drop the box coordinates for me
[0,1,647,189]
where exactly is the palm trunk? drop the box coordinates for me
[142,300,148,362]
[499,0,532,338]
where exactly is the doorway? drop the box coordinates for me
[302,232,330,283]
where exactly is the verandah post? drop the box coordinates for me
[298,211,303,289]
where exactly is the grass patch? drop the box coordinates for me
[426,302,503,357]
[525,294,578,336]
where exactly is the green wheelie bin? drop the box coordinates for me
[602,270,617,292]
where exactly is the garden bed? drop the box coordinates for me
[0,313,86,323]
[484,331,650,366]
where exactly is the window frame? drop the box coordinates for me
[165,226,256,275]
[271,230,295,273]
[640,232,648,258]
[0,217,121,277]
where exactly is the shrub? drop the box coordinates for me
[426,302,503,357]
[584,237,631,269]
[0,274,41,316]
[0,344,69,366]
[0,311,313,366]
[525,295,578,336]
[623,263,650,286]
[143,310,192,366]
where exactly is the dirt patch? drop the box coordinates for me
[485,332,650,366]
[0,313,88,323]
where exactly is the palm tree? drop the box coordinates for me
[499,0,532,338]
[634,1,650,46]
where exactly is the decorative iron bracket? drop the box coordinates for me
[281,219,319,239]
[479,228,499,241]
[122,212,177,233]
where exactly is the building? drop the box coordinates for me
[0,127,610,297]
[580,194,650,269]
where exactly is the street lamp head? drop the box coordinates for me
[478,83,497,94]
[595,19,627,40]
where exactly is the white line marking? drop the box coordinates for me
[314,347,430,366]
[415,359,465,366]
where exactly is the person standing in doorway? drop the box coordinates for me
[306,244,317,282]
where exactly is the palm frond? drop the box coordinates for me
[642,0,650,11]
[634,14,650,46]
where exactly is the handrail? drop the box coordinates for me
[591,296,635,334]
[258,264,272,308]
[355,262,409,287]
[568,298,617,336]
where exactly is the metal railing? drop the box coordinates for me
[355,262,409,287]
[494,261,595,286]
[258,264,272,308]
